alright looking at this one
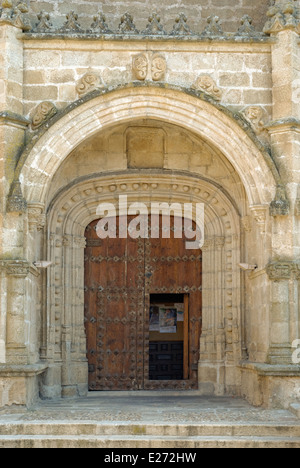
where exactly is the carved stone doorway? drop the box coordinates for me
[84,216,202,391]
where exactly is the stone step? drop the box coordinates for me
[0,434,299,448]
[1,422,300,438]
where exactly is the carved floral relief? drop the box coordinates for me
[132,52,167,82]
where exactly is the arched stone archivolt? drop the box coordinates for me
[17,85,278,208]
[40,172,242,398]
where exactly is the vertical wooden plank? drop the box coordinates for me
[183,293,189,380]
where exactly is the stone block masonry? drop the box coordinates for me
[27,0,270,34]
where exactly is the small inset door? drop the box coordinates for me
[148,293,189,382]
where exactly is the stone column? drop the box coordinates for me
[199,237,226,395]
[0,3,30,246]
[263,0,300,364]
[266,261,295,364]
[5,261,39,365]
[61,234,88,398]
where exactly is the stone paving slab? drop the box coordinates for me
[0,392,299,426]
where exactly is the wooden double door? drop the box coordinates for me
[84,216,202,391]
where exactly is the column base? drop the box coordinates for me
[0,363,48,408]
[240,361,300,409]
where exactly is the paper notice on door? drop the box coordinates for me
[175,303,184,322]
[159,308,177,333]
[149,306,160,331]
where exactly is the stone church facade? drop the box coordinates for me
[1,0,300,409]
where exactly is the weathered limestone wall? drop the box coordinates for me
[27,0,270,34]
[22,41,273,118]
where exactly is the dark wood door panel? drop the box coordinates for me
[84,216,202,391]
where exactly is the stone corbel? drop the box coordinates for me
[28,202,46,232]
[250,205,268,234]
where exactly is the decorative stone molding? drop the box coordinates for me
[28,203,46,232]
[27,9,271,39]
[266,261,294,281]
[250,205,268,234]
[242,106,269,137]
[59,11,83,33]
[74,236,87,249]
[236,15,263,38]
[151,54,167,82]
[132,54,148,81]
[142,12,166,35]
[201,15,224,37]
[0,111,29,130]
[89,12,112,34]
[6,260,30,277]
[0,0,31,30]
[133,53,167,82]
[192,75,222,102]
[76,72,102,98]
[263,0,300,35]
[0,260,39,278]
[35,10,53,32]
[118,12,139,35]
[241,215,252,232]
[171,13,192,36]
[6,181,27,213]
[31,102,57,131]
[270,185,290,216]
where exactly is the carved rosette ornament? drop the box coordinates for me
[31,102,57,130]
[192,75,222,102]
[263,0,300,35]
[76,72,101,98]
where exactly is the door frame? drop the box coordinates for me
[44,172,242,398]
